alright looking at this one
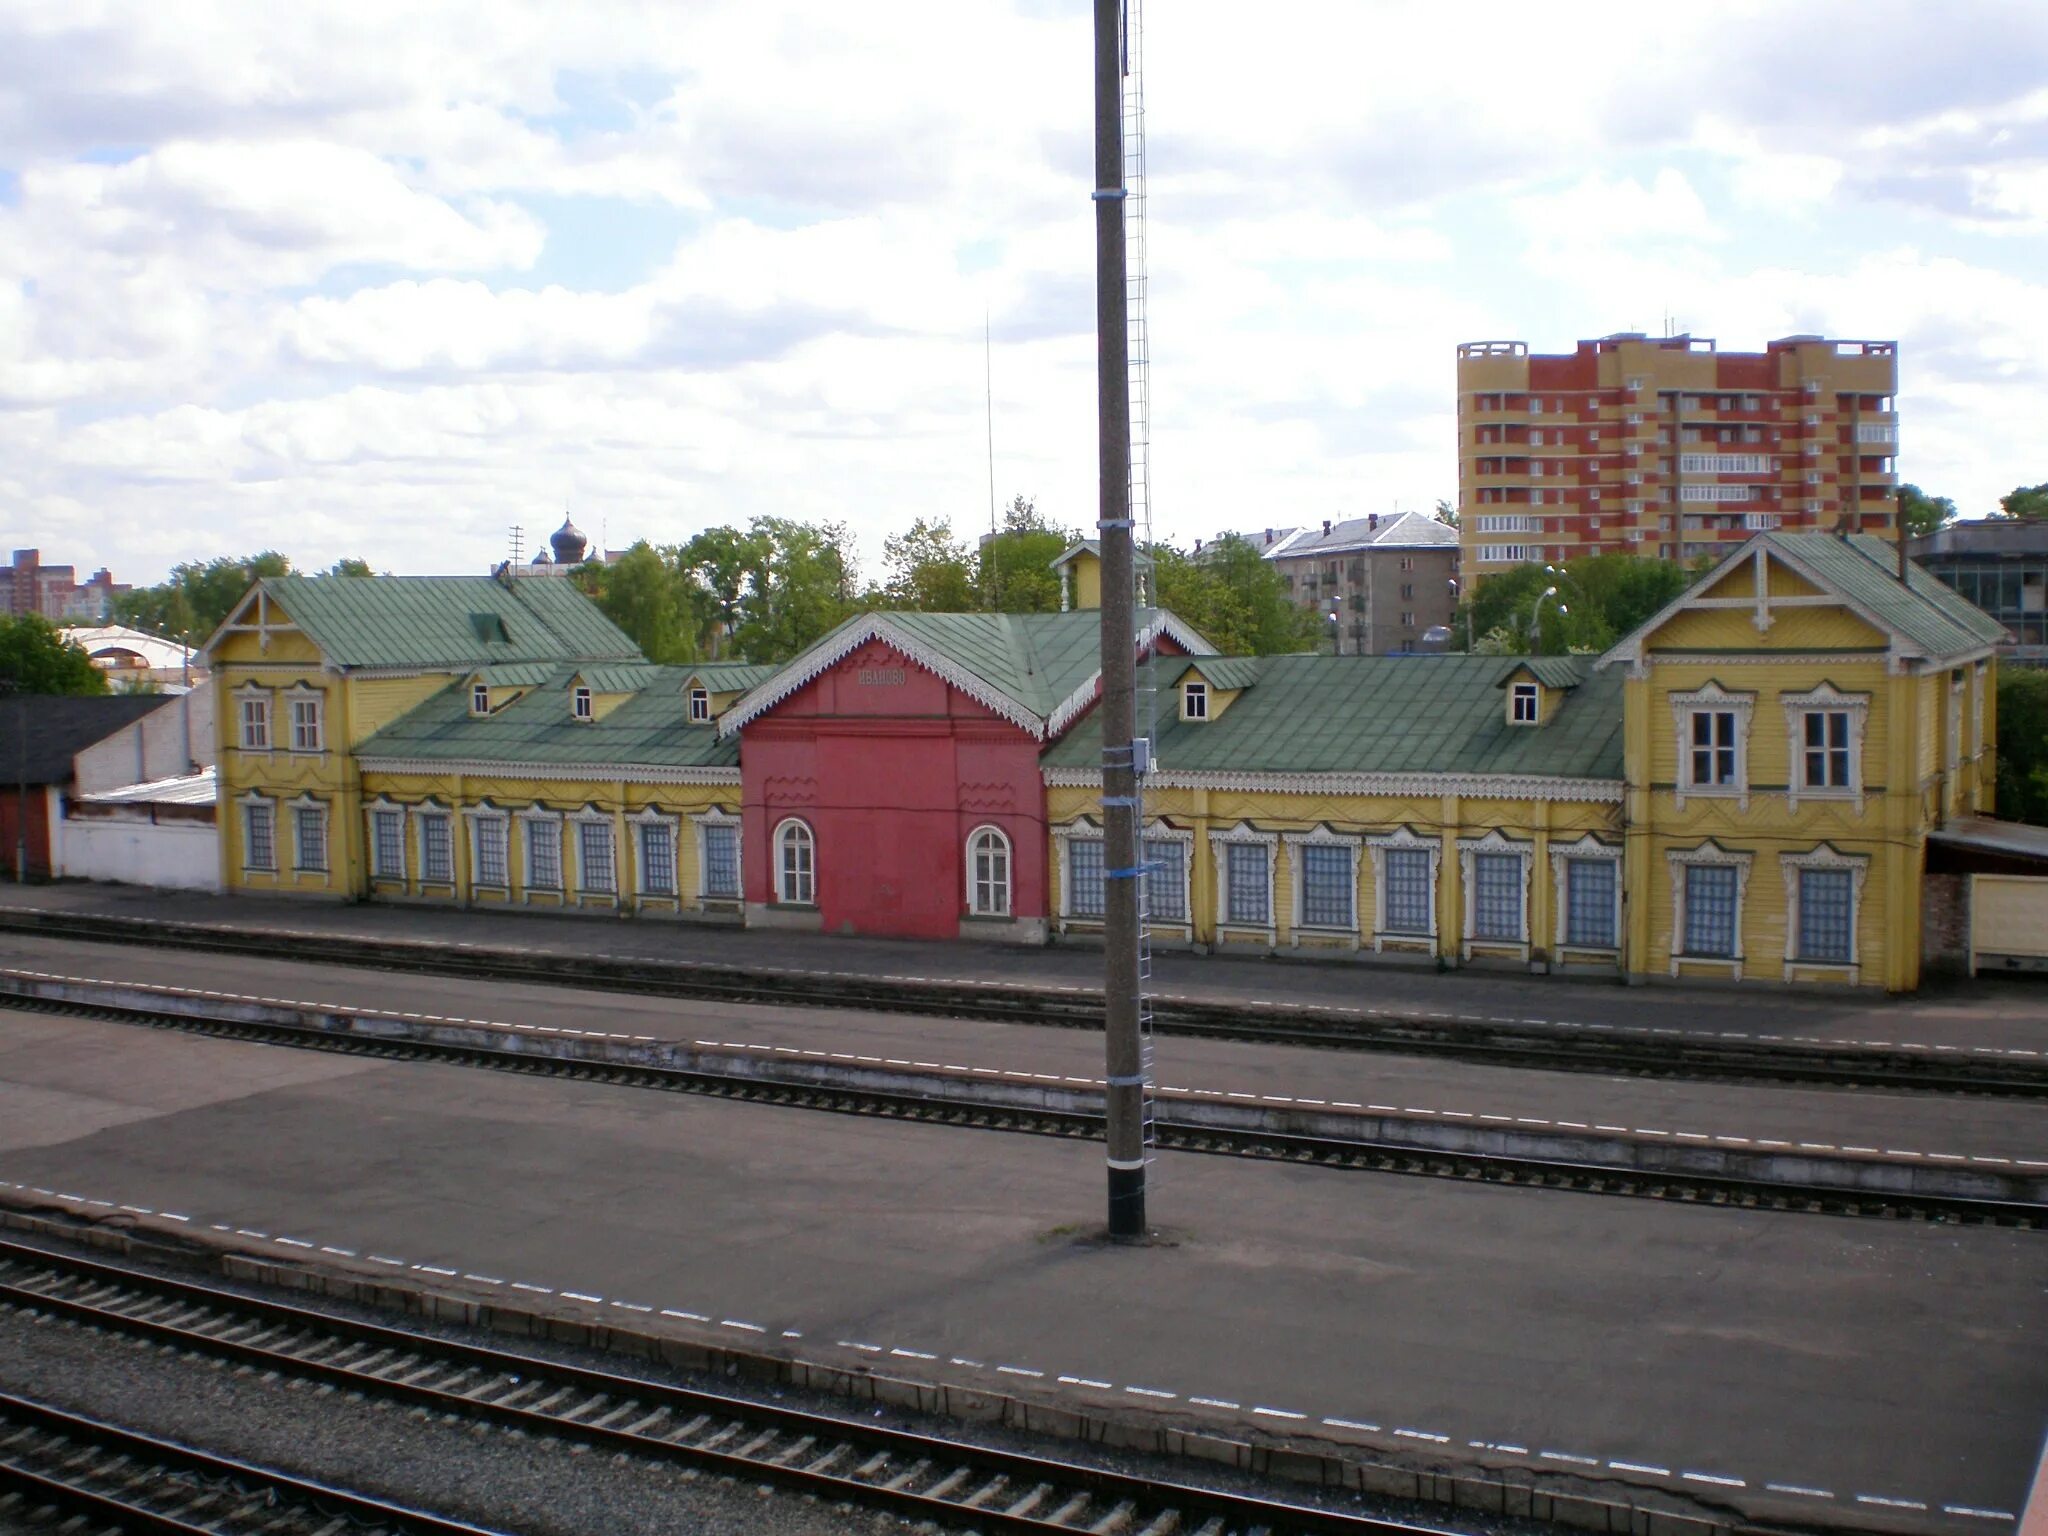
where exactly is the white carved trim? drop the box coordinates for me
[463,800,512,890]
[279,680,327,754]
[356,757,741,786]
[688,804,741,902]
[407,799,457,885]
[1781,682,1869,813]
[1669,680,1756,811]
[1043,611,1219,739]
[1280,824,1361,943]
[1040,767,1623,804]
[1778,842,1870,978]
[284,792,329,874]
[230,683,274,752]
[1548,834,1622,953]
[1051,817,1103,926]
[1364,825,1440,954]
[1139,819,1195,931]
[235,790,278,873]
[1210,821,1279,939]
[562,803,618,897]
[1666,840,1755,979]
[1456,828,1530,958]
[363,794,409,882]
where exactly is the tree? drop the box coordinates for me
[1899,484,1957,539]
[976,495,1071,613]
[1151,537,1320,655]
[881,519,976,612]
[1454,553,1689,656]
[116,552,293,645]
[678,525,767,659]
[729,517,858,663]
[1996,667,2048,827]
[0,614,109,695]
[1431,498,1459,532]
[1998,483,2048,521]
[325,558,376,578]
[586,543,699,664]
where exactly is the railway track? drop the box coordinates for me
[0,1386,507,1536]
[3,907,2041,1096]
[0,1237,1459,1536]
[6,990,2040,1227]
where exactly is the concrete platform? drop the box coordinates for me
[0,1005,2042,1532]
[4,932,2043,1179]
[4,881,2046,1055]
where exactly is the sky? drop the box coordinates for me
[2,0,2045,587]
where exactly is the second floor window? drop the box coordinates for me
[1803,711,1852,789]
[238,696,270,751]
[1689,711,1739,787]
[290,695,323,752]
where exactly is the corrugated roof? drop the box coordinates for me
[1188,656,1263,692]
[1,695,177,784]
[1501,657,1586,690]
[474,663,556,687]
[574,664,663,694]
[689,663,779,692]
[1045,655,1623,780]
[245,575,641,670]
[357,668,738,771]
[1769,533,2007,660]
[77,768,217,806]
[1259,511,1459,558]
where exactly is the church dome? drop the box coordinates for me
[550,515,589,565]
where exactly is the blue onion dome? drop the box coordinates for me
[551,515,589,565]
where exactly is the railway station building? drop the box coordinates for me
[205,533,2006,991]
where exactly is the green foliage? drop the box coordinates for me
[325,558,376,578]
[1151,537,1321,655]
[975,496,1071,613]
[1455,554,1691,656]
[583,543,700,665]
[1999,482,2048,520]
[1899,484,1956,539]
[115,552,293,644]
[682,517,857,664]
[1432,498,1459,531]
[0,614,109,695]
[881,519,976,612]
[1996,666,2048,826]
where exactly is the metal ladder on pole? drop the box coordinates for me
[1122,0,1157,1164]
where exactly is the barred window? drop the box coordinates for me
[370,809,405,880]
[1798,869,1853,963]
[419,814,453,884]
[1803,711,1851,789]
[701,824,739,898]
[526,820,562,890]
[1383,849,1432,934]
[1564,858,1616,947]
[1473,853,1523,940]
[293,805,327,873]
[578,821,616,893]
[969,827,1011,916]
[1225,842,1270,926]
[1067,837,1105,918]
[639,824,676,896]
[1143,839,1186,922]
[1684,865,1738,956]
[474,819,509,887]
[243,801,275,871]
[1689,711,1738,786]
[1299,844,1354,928]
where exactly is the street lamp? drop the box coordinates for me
[1528,585,1567,653]
[1447,578,1472,651]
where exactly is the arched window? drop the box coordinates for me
[775,819,815,905]
[967,826,1011,917]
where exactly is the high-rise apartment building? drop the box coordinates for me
[1456,333,1899,578]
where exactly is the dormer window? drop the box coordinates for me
[689,687,711,723]
[471,683,490,716]
[1510,682,1539,724]
[573,686,592,722]
[1183,681,1208,721]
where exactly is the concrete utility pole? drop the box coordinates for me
[1093,0,1145,1239]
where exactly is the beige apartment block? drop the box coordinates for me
[1456,333,1899,582]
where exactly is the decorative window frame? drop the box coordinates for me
[772,816,817,907]
[690,805,743,904]
[1781,683,1868,812]
[410,799,456,888]
[1364,825,1440,954]
[1458,828,1531,959]
[1209,821,1279,942]
[1509,682,1539,725]
[566,803,619,900]
[1669,681,1755,810]
[1182,680,1208,721]
[1139,819,1195,935]
[1665,839,1754,979]
[1280,824,1361,947]
[237,790,277,873]
[513,803,566,896]
[364,795,410,884]
[282,682,326,755]
[1051,816,1105,928]
[1549,834,1622,956]
[462,801,513,892]
[625,805,682,901]
[231,684,273,752]
[1779,842,1870,982]
[688,687,712,724]
[964,823,1014,918]
[286,792,329,876]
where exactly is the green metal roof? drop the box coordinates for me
[1762,534,2007,660]
[357,667,738,772]
[1045,654,1623,780]
[1500,657,1585,690]
[250,575,641,671]
[1187,656,1262,692]
[574,664,663,694]
[688,663,779,692]
[473,663,556,687]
